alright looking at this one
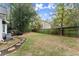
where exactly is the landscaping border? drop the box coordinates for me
[0,37,26,56]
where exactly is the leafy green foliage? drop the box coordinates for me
[10,3,37,33]
[30,15,41,32]
[52,3,79,27]
[51,3,79,36]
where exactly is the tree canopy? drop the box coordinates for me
[10,3,38,33]
[52,3,79,28]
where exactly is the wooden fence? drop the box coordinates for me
[54,26,79,37]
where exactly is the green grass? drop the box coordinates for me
[7,32,79,56]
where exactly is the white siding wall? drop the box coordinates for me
[4,24,7,34]
[0,7,7,14]
[0,18,3,41]
[41,22,51,29]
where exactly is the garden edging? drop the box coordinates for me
[0,37,26,56]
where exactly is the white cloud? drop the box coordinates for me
[35,7,38,11]
[44,13,48,16]
[39,13,51,20]
[36,4,43,9]
[38,14,42,17]
[35,3,43,11]
[48,4,51,9]
[39,13,48,17]
[34,3,56,11]
[48,17,52,20]
[48,3,56,9]
[49,12,53,15]
[38,13,47,20]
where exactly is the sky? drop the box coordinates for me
[0,3,57,21]
[32,3,56,21]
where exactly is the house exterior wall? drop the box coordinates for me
[0,4,9,41]
[0,18,3,40]
[0,7,7,14]
[41,22,51,29]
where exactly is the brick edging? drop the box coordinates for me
[0,37,26,56]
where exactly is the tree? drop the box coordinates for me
[10,3,37,33]
[51,3,79,36]
[52,3,65,35]
[30,15,41,32]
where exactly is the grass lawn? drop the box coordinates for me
[7,32,79,56]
